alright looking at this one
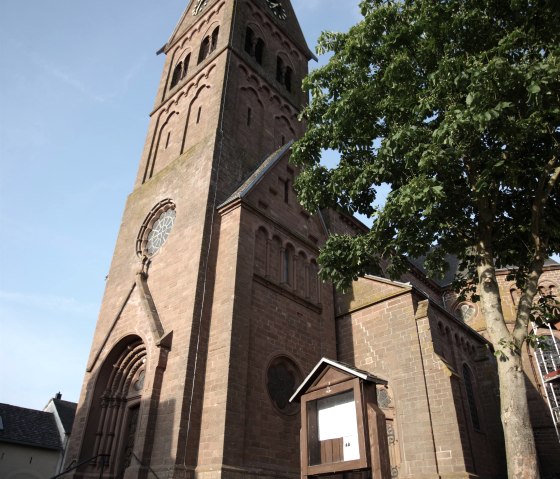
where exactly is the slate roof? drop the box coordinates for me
[408,255,559,289]
[51,398,77,435]
[407,254,460,288]
[0,403,61,450]
[218,141,293,209]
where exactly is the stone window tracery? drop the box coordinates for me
[136,199,176,258]
[454,302,476,323]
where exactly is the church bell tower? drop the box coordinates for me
[66,1,337,478]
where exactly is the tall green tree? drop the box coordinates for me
[291,1,560,477]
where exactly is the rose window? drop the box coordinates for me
[146,209,176,256]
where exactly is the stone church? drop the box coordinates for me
[64,1,560,478]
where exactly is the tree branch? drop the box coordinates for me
[513,156,559,345]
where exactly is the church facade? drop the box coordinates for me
[64,1,560,478]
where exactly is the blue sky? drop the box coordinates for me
[0,0,363,410]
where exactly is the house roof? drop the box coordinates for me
[0,403,61,451]
[290,357,388,402]
[51,398,77,435]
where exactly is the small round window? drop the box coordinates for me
[455,302,477,323]
[136,199,176,258]
[266,356,301,416]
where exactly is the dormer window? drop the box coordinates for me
[245,27,265,65]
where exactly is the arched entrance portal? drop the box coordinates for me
[79,336,147,478]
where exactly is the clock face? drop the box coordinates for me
[192,0,208,16]
[266,0,287,20]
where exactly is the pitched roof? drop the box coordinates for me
[51,399,77,435]
[408,255,559,289]
[0,403,61,450]
[407,254,460,288]
[218,141,293,210]
[290,357,388,402]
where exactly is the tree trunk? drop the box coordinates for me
[477,257,540,479]
[496,351,540,478]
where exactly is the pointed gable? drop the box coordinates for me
[290,358,387,402]
[165,0,225,52]
[267,0,316,60]
[335,275,412,317]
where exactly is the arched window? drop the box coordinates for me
[284,66,293,92]
[211,26,219,52]
[463,364,481,431]
[297,251,307,296]
[276,56,293,93]
[283,245,294,285]
[198,37,210,64]
[182,53,191,79]
[309,259,319,303]
[245,27,255,55]
[276,56,284,83]
[270,236,283,283]
[255,39,265,64]
[244,26,265,65]
[170,62,183,88]
[199,27,220,64]
[254,227,268,277]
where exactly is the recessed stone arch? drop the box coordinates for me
[309,259,320,304]
[254,226,269,277]
[79,335,148,477]
[296,250,308,297]
[283,243,296,286]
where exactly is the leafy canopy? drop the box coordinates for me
[292,0,560,289]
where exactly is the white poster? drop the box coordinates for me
[316,390,360,460]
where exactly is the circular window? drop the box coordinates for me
[455,302,476,323]
[266,356,301,416]
[146,209,176,255]
[136,199,176,258]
